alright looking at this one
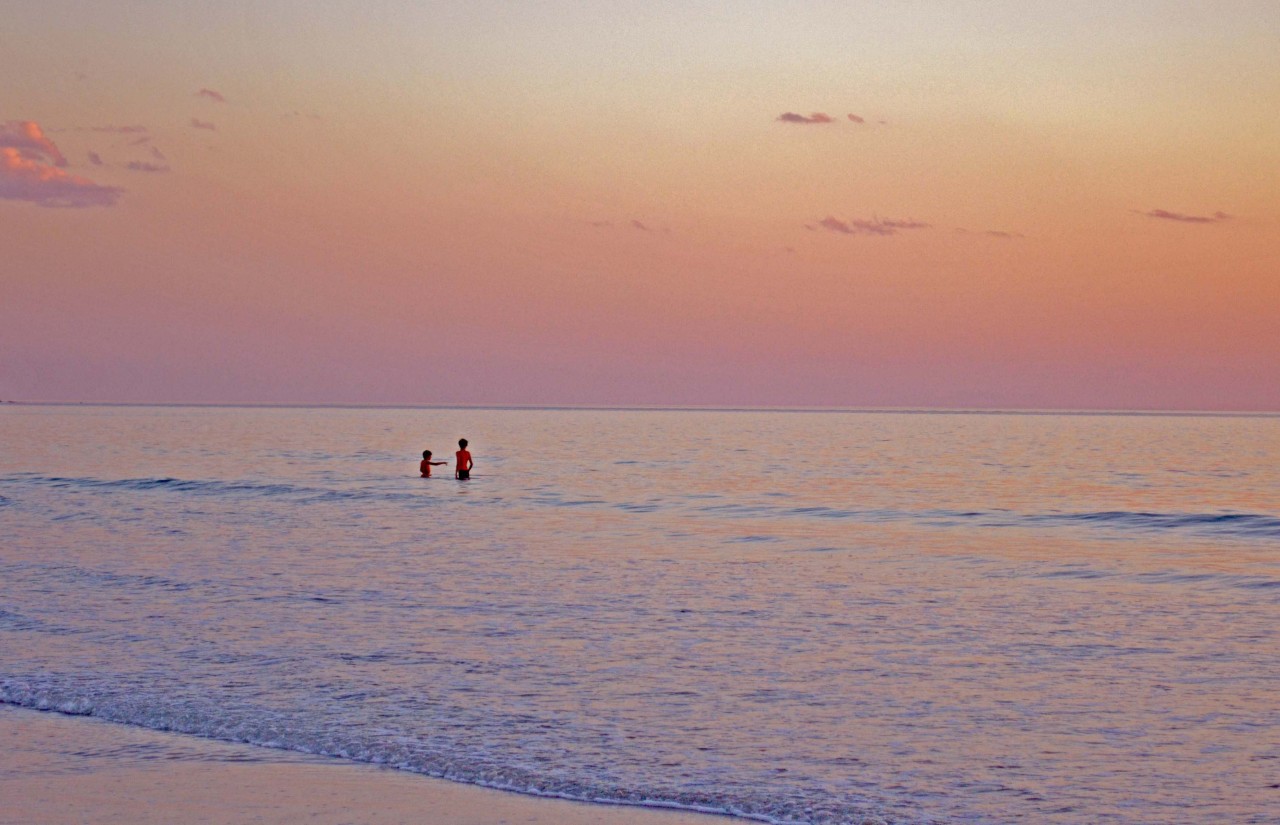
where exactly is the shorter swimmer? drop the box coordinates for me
[420,450,447,477]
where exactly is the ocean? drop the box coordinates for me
[1,405,1277,824]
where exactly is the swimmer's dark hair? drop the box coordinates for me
[458,438,468,448]
[423,450,432,459]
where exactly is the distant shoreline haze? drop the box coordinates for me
[2,401,1278,417]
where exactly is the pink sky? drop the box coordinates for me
[2,2,1278,410]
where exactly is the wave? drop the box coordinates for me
[5,474,1278,541]
[698,502,1280,541]
[1,561,207,594]
[0,474,424,507]
[1020,566,1280,592]
[0,609,56,633]
[1026,510,1280,537]
[0,681,897,825]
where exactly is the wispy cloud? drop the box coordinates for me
[589,218,667,234]
[818,217,855,233]
[89,124,147,134]
[1,121,122,207]
[956,227,1024,239]
[87,151,103,166]
[0,120,68,167]
[817,215,931,236]
[190,118,217,131]
[126,161,169,173]
[847,114,865,124]
[1137,208,1231,224]
[196,87,226,103]
[149,145,166,161]
[777,112,834,125]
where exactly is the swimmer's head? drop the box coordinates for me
[458,438,468,449]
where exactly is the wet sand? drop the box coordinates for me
[0,706,741,825]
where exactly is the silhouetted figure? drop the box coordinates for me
[420,450,447,478]
[455,438,473,480]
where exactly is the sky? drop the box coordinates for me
[2,1,1278,410]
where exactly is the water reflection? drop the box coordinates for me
[1,406,1277,824]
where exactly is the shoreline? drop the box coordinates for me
[0,705,745,825]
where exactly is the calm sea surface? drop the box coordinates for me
[1,405,1277,824]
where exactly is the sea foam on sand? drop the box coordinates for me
[0,706,740,825]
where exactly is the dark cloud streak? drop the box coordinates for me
[956,228,1024,239]
[126,161,169,173]
[817,215,931,236]
[777,112,834,124]
[1138,208,1231,224]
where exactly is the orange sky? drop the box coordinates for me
[2,2,1277,409]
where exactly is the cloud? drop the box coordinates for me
[129,135,151,146]
[0,137,122,208]
[149,145,166,161]
[0,120,68,167]
[818,217,856,234]
[777,112,834,124]
[817,215,931,236]
[590,218,665,233]
[1137,208,1231,224]
[196,87,226,103]
[190,118,217,131]
[87,151,103,166]
[847,114,865,124]
[956,228,1024,239]
[126,161,169,173]
[879,218,930,230]
[90,125,147,134]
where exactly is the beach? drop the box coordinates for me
[1,706,741,825]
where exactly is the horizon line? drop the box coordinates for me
[2,400,1277,418]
